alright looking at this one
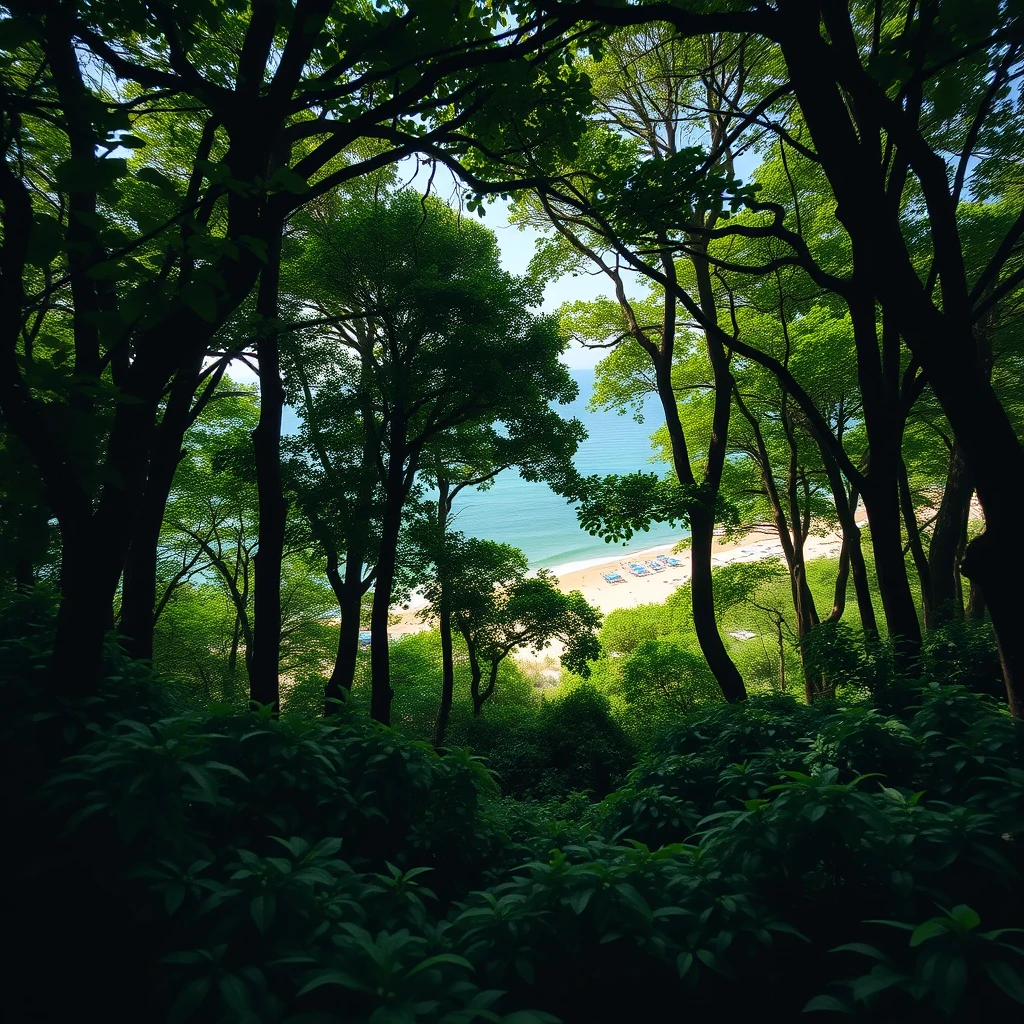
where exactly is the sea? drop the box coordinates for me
[285,368,685,574]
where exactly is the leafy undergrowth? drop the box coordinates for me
[4,608,1023,1022]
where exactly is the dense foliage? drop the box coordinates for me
[5,596,1022,1022]
[4,1,1024,1019]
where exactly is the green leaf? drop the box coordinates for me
[297,971,368,996]
[910,919,950,947]
[569,888,594,915]
[250,892,276,933]
[986,960,1024,1005]
[948,905,981,932]
[852,965,909,1001]
[136,167,179,194]
[164,883,186,915]
[406,953,473,978]
[218,974,250,1014]
[830,943,888,960]
[26,215,63,267]
[803,994,853,1013]
[268,167,309,194]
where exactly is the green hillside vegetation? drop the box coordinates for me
[3,2,1024,1021]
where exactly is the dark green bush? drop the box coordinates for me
[5,591,1023,1023]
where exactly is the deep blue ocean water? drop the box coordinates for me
[284,368,685,571]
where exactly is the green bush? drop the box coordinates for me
[5,594,1024,1023]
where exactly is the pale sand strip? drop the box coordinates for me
[386,523,851,647]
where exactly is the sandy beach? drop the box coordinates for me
[386,522,854,647]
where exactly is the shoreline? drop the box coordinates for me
[386,522,850,646]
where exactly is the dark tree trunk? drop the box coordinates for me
[473,658,500,717]
[861,479,922,668]
[119,436,184,662]
[324,544,366,712]
[928,444,972,629]
[249,234,285,713]
[828,533,852,622]
[434,591,455,743]
[778,13,1024,712]
[120,355,221,661]
[898,457,933,630]
[49,528,120,698]
[369,442,409,725]
[689,502,748,702]
[433,479,455,748]
[464,630,484,716]
[966,577,986,621]
[962,530,1022,717]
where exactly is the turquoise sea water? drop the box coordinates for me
[448,368,683,571]
[284,368,684,572]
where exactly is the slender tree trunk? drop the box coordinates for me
[928,444,972,628]
[861,477,922,667]
[369,443,409,725]
[464,632,484,716]
[325,544,366,711]
[249,232,284,713]
[474,658,501,716]
[119,443,182,662]
[828,533,852,622]
[434,480,455,747]
[819,441,877,635]
[898,457,933,630]
[227,613,241,676]
[961,531,1022,716]
[690,502,747,702]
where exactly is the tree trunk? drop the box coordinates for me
[898,457,933,630]
[961,531,1022,717]
[465,632,484,716]
[861,479,922,668]
[120,355,214,661]
[369,443,408,725]
[249,233,284,713]
[325,544,366,712]
[473,657,500,717]
[49,526,120,698]
[828,533,852,623]
[690,502,748,702]
[433,480,455,748]
[928,444,972,628]
[119,438,183,663]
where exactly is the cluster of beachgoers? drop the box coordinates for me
[600,552,686,585]
[385,524,861,649]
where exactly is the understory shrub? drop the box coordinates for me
[4,597,1022,1023]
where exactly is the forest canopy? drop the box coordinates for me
[2,2,1024,1021]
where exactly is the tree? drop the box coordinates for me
[0,0,594,701]
[422,536,602,727]
[552,1,1024,713]
[285,191,578,724]
[416,409,584,745]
